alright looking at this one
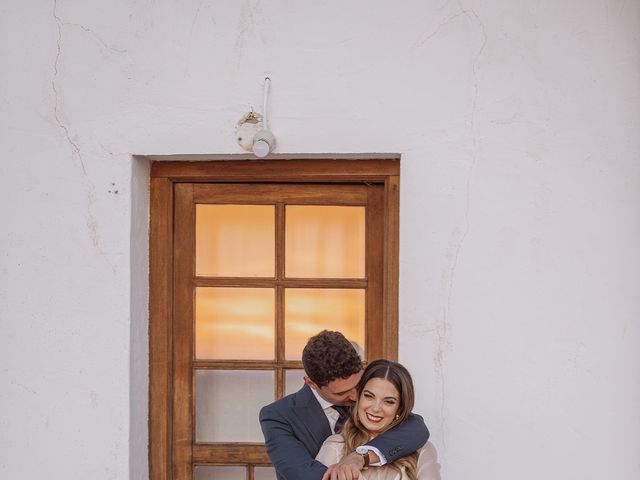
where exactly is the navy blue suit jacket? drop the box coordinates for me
[259,384,429,480]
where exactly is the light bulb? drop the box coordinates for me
[252,129,276,158]
[252,139,271,157]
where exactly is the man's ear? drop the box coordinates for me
[303,376,318,391]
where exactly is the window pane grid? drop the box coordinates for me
[191,197,370,464]
[193,201,368,362]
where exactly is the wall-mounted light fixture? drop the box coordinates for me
[252,128,275,158]
[236,76,276,158]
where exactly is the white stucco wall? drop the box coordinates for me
[1,1,638,479]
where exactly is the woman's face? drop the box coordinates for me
[357,377,401,434]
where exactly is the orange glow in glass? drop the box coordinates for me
[284,288,365,360]
[196,204,275,277]
[285,206,365,278]
[195,287,275,360]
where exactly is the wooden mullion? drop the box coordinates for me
[188,361,303,372]
[278,278,367,288]
[275,284,285,367]
[276,203,285,281]
[365,184,385,361]
[194,277,277,288]
[194,277,366,288]
[281,360,304,369]
[276,202,286,401]
[192,361,277,370]
[275,367,284,400]
[276,203,285,367]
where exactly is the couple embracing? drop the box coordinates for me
[259,330,441,480]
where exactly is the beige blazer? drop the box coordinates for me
[316,434,442,480]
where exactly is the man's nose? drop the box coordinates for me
[347,389,357,402]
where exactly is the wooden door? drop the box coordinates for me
[149,159,400,480]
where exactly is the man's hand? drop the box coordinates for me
[321,452,365,480]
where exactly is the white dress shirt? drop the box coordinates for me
[310,387,386,465]
[310,386,342,433]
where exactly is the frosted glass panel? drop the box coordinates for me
[196,204,274,277]
[285,206,365,278]
[254,467,277,480]
[285,289,365,360]
[196,370,274,442]
[195,288,275,360]
[194,466,246,480]
[285,369,306,397]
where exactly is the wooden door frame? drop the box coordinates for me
[149,158,400,480]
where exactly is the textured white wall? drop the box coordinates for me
[1,1,638,479]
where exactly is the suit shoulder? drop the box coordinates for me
[259,390,297,419]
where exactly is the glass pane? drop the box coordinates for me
[195,370,274,442]
[196,204,275,277]
[284,289,365,360]
[254,467,277,480]
[195,288,275,360]
[285,369,306,397]
[194,466,246,480]
[285,206,365,278]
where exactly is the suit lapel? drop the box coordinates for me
[293,385,332,452]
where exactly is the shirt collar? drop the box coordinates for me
[310,385,334,410]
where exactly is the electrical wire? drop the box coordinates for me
[262,76,271,130]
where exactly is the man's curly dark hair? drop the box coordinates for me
[302,330,363,387]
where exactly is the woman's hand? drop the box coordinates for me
[321,452,366,480]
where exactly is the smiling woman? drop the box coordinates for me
[315,360,441,480]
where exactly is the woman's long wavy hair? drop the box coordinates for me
[340,359,419,480]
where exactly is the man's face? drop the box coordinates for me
[305,370,363,406]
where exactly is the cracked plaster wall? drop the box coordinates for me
[1,1,639,479]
